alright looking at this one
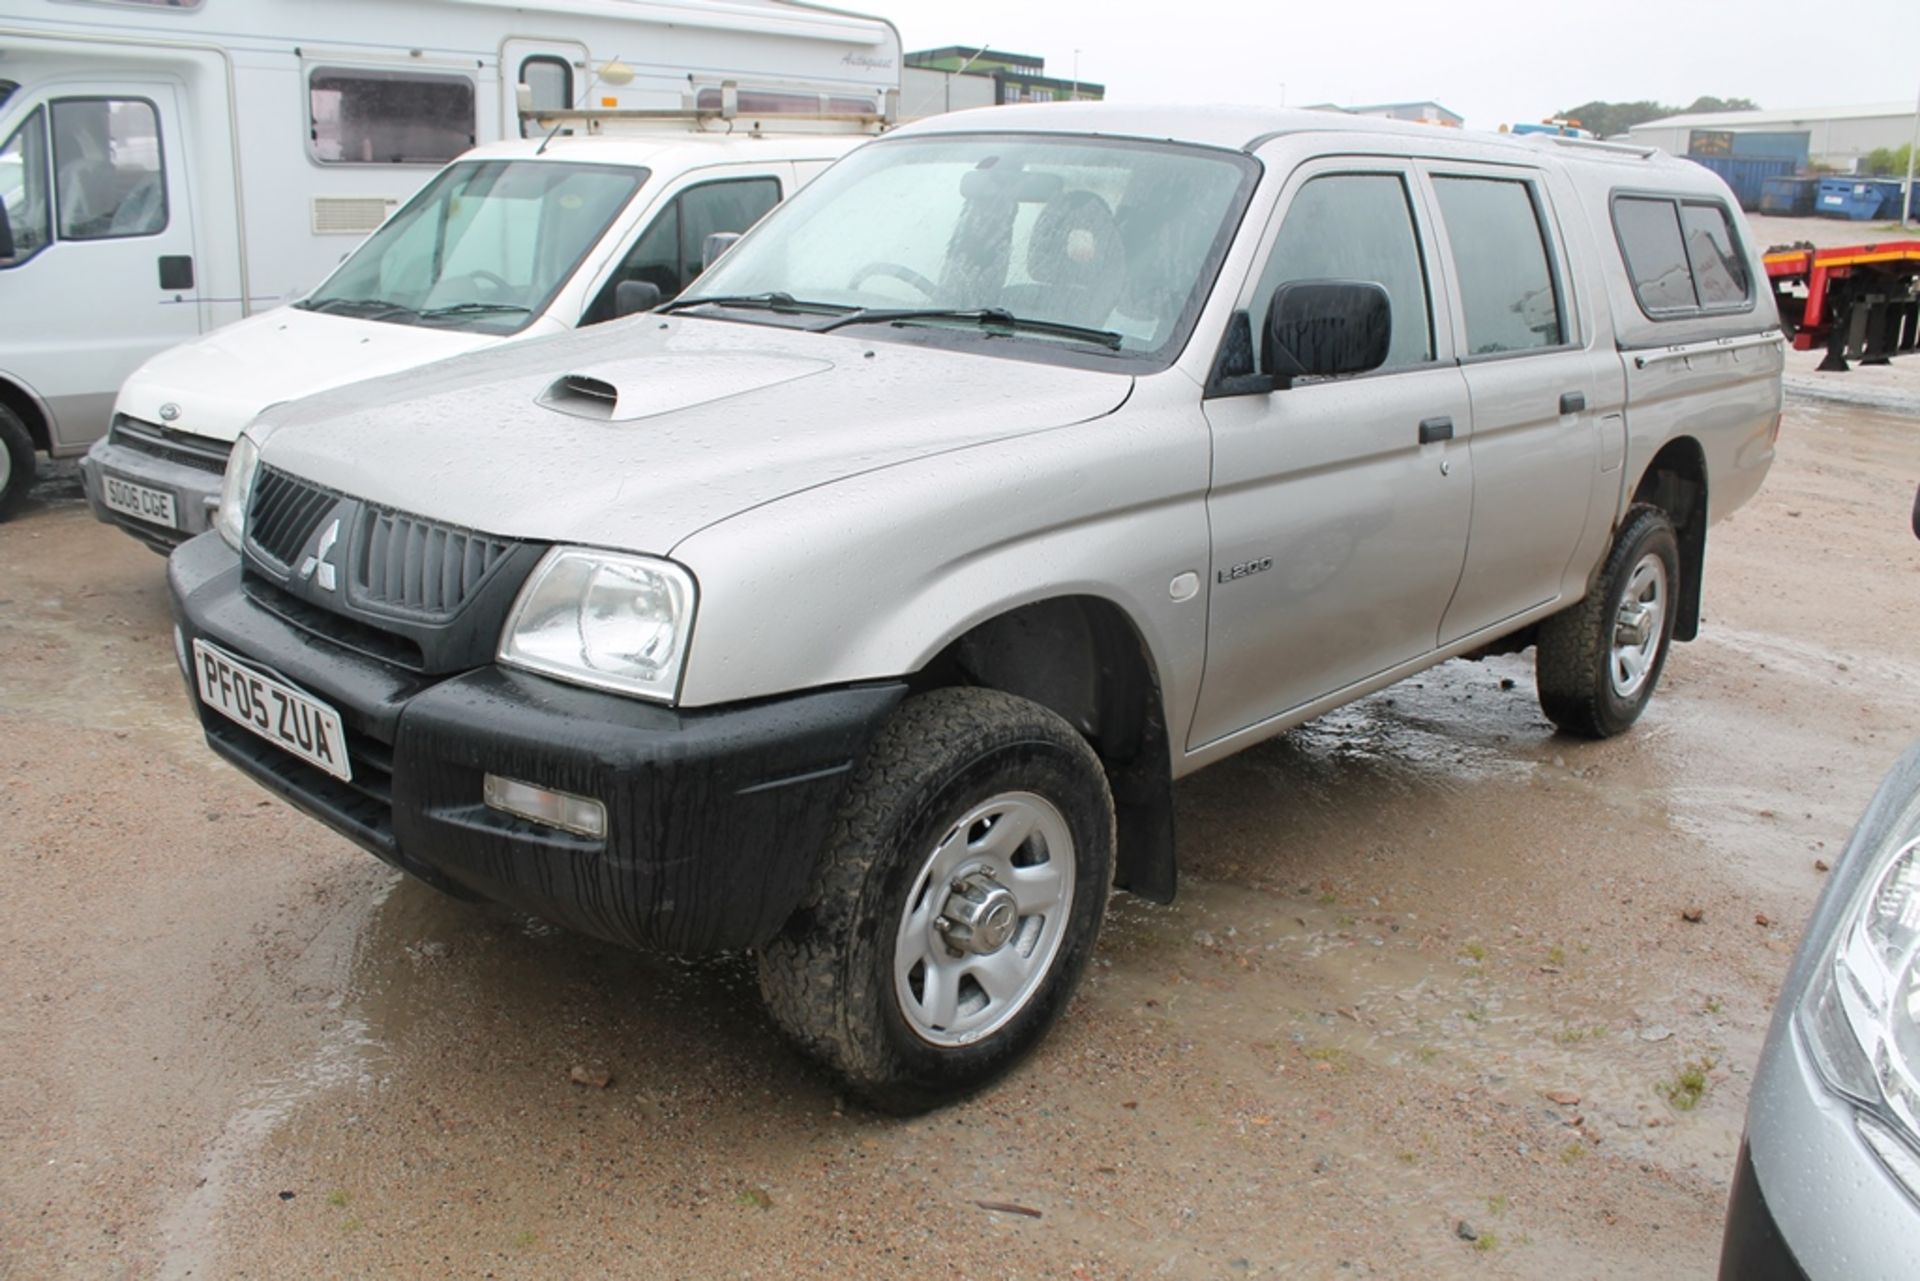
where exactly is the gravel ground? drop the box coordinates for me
[2,391,1918,1279]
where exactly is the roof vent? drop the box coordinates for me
[541,373,619,420]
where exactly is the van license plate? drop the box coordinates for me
[102,473,178,528]
[192,639,352,782]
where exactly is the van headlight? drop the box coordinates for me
[1798,826,1920,1187]
[214,434,261,550]
[497,548,696,703]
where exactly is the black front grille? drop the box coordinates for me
[246,468,338,568]
[242,576,427,671]
[111,415,233,474]
[353,506,512,618]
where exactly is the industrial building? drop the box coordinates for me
[1307,100,1464,127]
[901,47,1104,120]
[1626,102,1919,173]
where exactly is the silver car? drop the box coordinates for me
[1721,500,1920,1280]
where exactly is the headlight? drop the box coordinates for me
[1799,822,1920,1191]
[497,548,696,703]
[214,433,261,551]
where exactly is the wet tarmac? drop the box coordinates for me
[2,398,1917,1278]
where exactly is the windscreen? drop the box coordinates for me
[692,134,1256,359]
[300,159,644,334]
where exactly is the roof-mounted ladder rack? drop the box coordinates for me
[519,79,896,137]
[1520,134,1660,160]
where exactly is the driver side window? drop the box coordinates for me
[1251,172,1434,374]
[582,175,780,324]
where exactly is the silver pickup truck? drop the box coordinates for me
[167,104,1782,1110]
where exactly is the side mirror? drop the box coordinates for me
[0,202,14,262]
[613,279,662,318]
[700,231,742,273]
[1264,279,1392,388]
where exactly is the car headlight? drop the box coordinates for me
[214,433,261,551]
[1797,755,1920,1199]
[497,548,696,703]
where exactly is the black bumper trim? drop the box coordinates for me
[1718,1140,1811,1281]
[169,530,908,953]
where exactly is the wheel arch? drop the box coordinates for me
[914,594,1178,904]
[1630,436,1708,642]
[0,375,53,453]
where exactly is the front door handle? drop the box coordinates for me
[1418,415,1454,444]
[159,254,194,290]
[1559,391,1587,415]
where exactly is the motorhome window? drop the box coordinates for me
[309,68,474,165]
[691,135,1258,363]
[299,159,642,334]
[50,98,167,240]
[1431,176,1565,355]
[1252,172,1434,373]
[0,106,52,267]
[1680,201,1750,307]
[583,177,780,323]
[1613,196,1696,312]
[694,87,878,115]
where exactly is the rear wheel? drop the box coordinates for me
[0,406,35,522]
[757,688,1114,1113]
[1535,504,1680,738]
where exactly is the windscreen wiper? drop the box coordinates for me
[297,296,420,320]
[654,291,852,316]
[815,306,1124,350]
[418,301,533,320]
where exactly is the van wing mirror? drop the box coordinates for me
[1264,280,1392,388]
[613,279,662,318]
[700,231,742,274]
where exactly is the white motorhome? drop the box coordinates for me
[0,0,902,516]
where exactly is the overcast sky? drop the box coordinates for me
[870,0,1920,131]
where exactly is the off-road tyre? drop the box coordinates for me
[0,405,35,522]
[1535,503,1680,739]
[757,688,1115,1113]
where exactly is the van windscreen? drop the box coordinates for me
[297,160,645,335]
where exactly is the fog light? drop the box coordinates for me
[482,774,607,839]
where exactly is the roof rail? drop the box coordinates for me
[520,79,896,137]
[1519,133,1660,160]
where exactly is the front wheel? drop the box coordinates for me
[1534,504,1680,738]
[757,688,1114,1113]
[0,405,36,522]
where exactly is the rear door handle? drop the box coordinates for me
[1559,391,1586,415]
[1418,415,1454,444]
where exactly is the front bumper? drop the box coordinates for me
[168,532,906,953]
[81,425,227,553]
[1722,1016,1920,1280]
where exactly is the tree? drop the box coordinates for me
[1552,97,1761,139]
[1863,144,1915,176]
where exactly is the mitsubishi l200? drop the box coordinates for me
[167,105,1783,1110]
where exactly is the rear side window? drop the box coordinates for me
[1253,172,1434,372]
[309,67,474,165]
[1612,194,1752,317]
[1431,176,1566,356]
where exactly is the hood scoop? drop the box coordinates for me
[536,351,835,423]
[542,373,620,420]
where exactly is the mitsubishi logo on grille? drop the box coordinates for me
[298,517,342,591]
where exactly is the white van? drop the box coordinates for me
[0,0,901,516]
[80,113,879,550]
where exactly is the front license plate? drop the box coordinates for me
[192,639,352,782]
[102,473,178,528]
